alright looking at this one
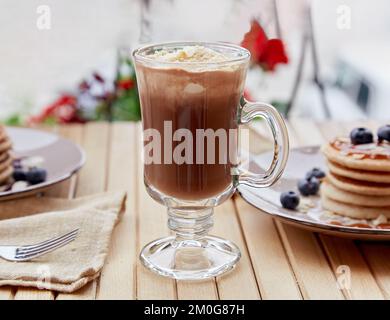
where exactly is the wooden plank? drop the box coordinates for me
[284,121,301,149]
[45,124,84,198]
[13,276,56,300]
[176,256,217,299]
[359,243,390,299]
[176,253,217,298]
[276,118,344,299]
[289,117,325,146]
[56,122,110,300]
[234,198,300,299]
[247,123,274,154]
[249,120,299,152]
[177,281,218,300]
[293,119,383,299]
[247,119,341,299]
[135,125,177,300]
[96,123,137,299]
[321,236,384,299]
[174,146,258,300]
[14,288,54,300]
[215,199,261,300]
[347,121,390,300]
[0,288,14,300]
[73,122,110,197]
[276,223,343,299]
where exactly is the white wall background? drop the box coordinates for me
[0,0,141,117]
[0,0,389,119]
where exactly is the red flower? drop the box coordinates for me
[117,78,135,90]
[241,20,268,63]
[30,94,84,124]
[259,39,288,71]
[241,19,288,71]
[54,104,77,123]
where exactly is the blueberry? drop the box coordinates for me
[280,191,300,210]
[305,167,326,180]
[26,168,47,185]
[350,127,373,145]
[13,159,22,169]
[378,125,390,142]
[13,168,27,181]
[298,177,320,196]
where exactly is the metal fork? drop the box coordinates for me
[0,229,79,262]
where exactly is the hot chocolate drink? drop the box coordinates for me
[135,46,247,200]
[134,42,288,281]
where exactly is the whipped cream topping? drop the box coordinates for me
[147,46,229,63]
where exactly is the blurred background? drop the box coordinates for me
[0,0,389,124]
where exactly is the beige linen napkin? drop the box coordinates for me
[0,191,126,293]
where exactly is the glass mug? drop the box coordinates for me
[133,42,289,280]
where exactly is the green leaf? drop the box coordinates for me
[270,100,288,116]
[111,93,141,122]
[2,113,23,126]
[42,116,58,125]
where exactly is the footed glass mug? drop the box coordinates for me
[133,42,289,280]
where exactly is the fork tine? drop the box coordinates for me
[15,238,75,261]
[15,234,77,260]
[15,233,78,258]
[19,229,79,250]
[16,230,78,255]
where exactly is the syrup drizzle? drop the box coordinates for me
[330,138,390,160]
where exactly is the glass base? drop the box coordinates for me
[140,235,241,280]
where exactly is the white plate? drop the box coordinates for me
[0,127,85,201]
[238,146,390,240]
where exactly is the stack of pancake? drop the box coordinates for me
[0,125,13,187]
[321,137,390,219]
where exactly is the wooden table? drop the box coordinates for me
[0,119,389,300]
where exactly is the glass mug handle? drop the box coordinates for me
[238,98,289,188]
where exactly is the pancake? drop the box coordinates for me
[327,160,390,183]
[321,193,390,219]
[321,180,390,207]
[0,151,10,163]
[0,138,12,153]
[0,127,12,186]
[322,141,390,172]
[0,154,12,173]
[327,172,390,196]
[0,166,13,185]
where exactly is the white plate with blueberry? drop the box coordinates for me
[0,127,85,201]
[238,145,390,240]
